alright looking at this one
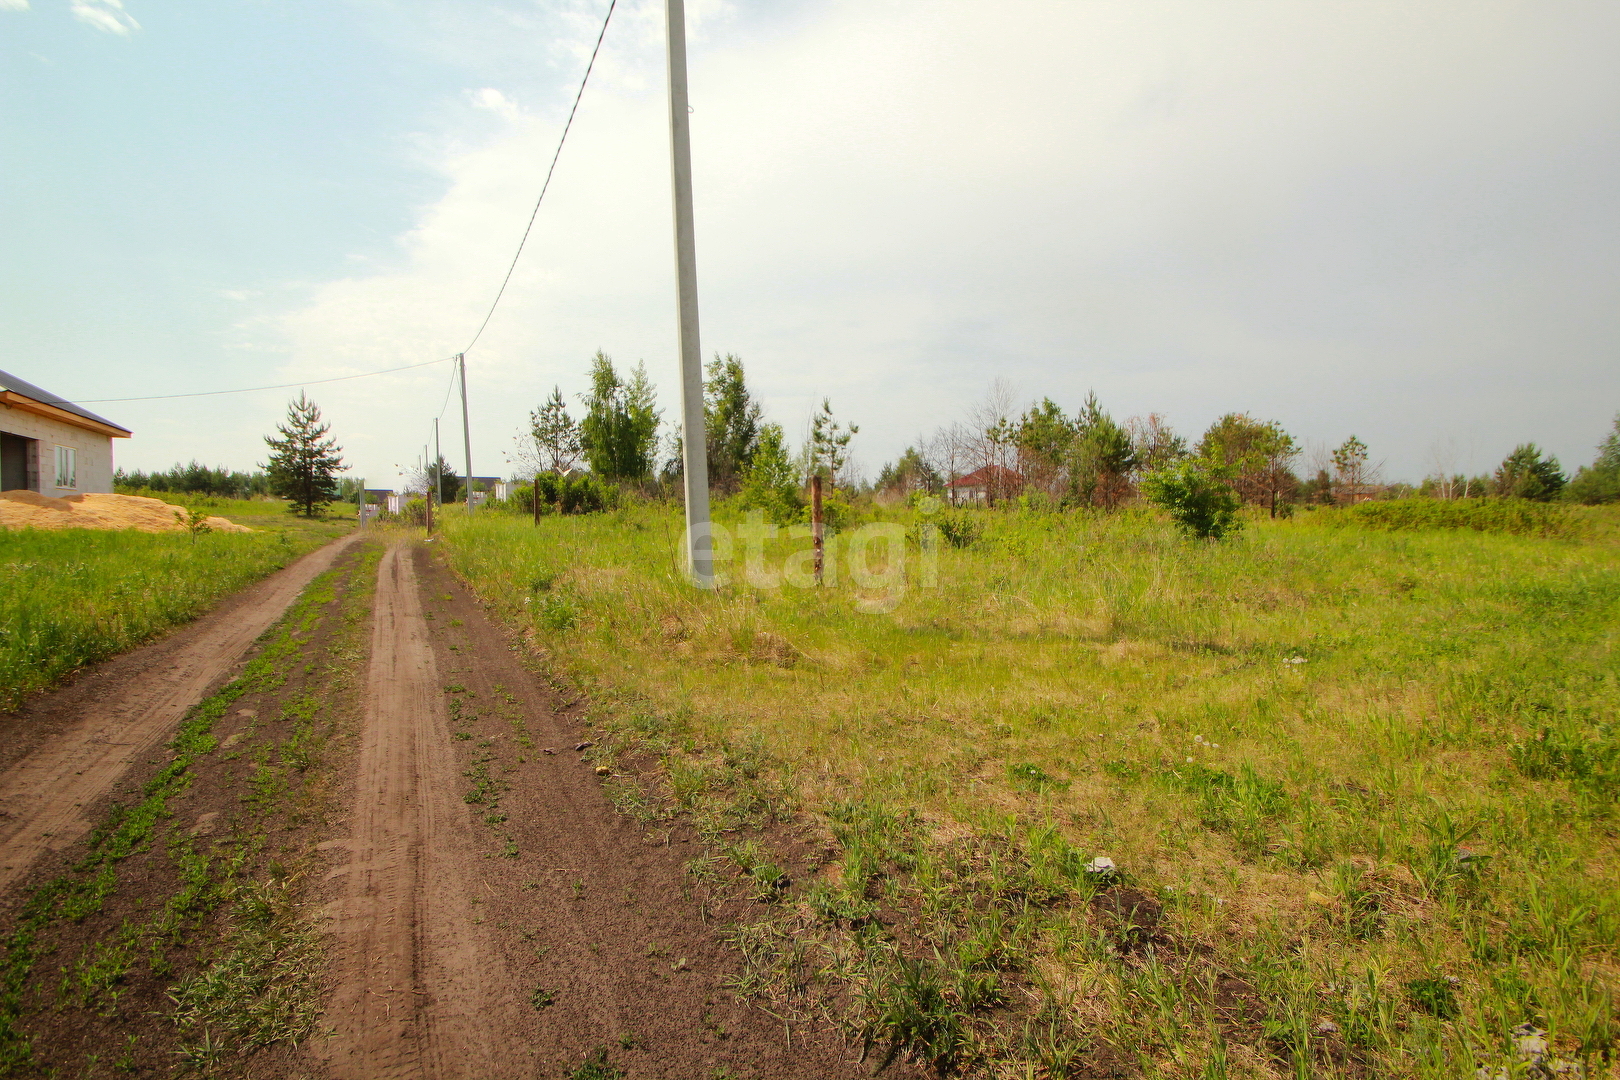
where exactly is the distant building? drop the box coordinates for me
[0,370,132,495]
[947,464,1022,506]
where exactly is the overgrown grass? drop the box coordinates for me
[1315,497,1577,537]
[0,517,343,708]
[438,502,1620,1079]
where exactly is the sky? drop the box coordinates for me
[3,0,1619,491]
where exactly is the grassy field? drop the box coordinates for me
[0,497,350,708]
[438,501,1619,1079]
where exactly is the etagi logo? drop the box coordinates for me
[683,500,944,614]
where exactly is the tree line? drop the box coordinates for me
[510,352,1620,532]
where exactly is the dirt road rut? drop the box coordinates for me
[322,544,529,1078]
[0,533,360,893]
[318,542,874,1079]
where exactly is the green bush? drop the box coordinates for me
[507,474,617,515]
[1139,460,1242,540]
[1568,465,1620,505]
[1324,498,1573,537]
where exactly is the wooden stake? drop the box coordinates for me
[811,474,824,586]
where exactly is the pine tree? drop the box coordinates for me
[530,387,581,475]
[1494,444,1565,502]
[262,393,346,518]
[808,398,858,492]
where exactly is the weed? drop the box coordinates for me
[1007,762,1067,793]
[530,986,556,1010]
[1404,976,1461,1020]
[565,1045,624,1080]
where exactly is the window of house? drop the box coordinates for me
[55,445,76,490]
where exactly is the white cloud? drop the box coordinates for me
[0,0,31,14]
[70,0,138,35]
[262,0,1620,486]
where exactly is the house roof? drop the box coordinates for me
[948,464,1021,489]
[0,369,132,438]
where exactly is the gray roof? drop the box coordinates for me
[0,369,130,434]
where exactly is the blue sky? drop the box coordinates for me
[4,0,1619,491]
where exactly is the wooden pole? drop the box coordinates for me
[811,474,824,586]
[459,354,473,515]
[423,446,433,535]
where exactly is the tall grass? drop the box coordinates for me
[0,528,331,708]
[440,503,1620,1078]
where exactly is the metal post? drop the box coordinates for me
[666,0,713,588]
[358,475,366,531]
[458,353,474,515]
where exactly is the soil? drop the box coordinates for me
[0,532,360,892]
[314,543,875,1079]
[0,536,883,1079]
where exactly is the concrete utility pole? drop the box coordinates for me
[666,0,714,588]
[458,353,474,515]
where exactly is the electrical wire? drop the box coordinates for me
[26,2,615,430]
[41,354,460,406]
[462,0,617,356]
[435,355,460,420]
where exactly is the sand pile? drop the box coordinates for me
[0,491,253,533]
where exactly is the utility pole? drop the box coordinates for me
[459,353,474,515]
[666,0,713,588]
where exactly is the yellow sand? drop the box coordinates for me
[0,491,252,533]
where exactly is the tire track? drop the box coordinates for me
[0,533,360,894]
[321,543,527,1079]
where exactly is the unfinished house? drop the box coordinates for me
[0,370,133,495]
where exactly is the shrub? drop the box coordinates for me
[1139,460,1242,540]
[1324,498,1573,537]
[511,474,617,515]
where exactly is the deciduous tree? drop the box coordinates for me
[579,351,660,483]
[1197,413,1299,517]
[704,353,762,494]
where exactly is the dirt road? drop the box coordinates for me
[0,533,360,893]
[318,542,872,1079]
[321,544,532,1078]
[0,536,878,1078]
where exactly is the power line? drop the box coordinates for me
[50,355,460,406]
[462,0,617,356]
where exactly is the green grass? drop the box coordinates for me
[438,502,1620,1079]
[0,507,346,708]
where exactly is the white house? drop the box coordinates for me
[0,370,132,495]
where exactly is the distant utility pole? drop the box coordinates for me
[458,353,473,515]
[666,0,713,589]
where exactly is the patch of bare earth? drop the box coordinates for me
[380,544,876,1079]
